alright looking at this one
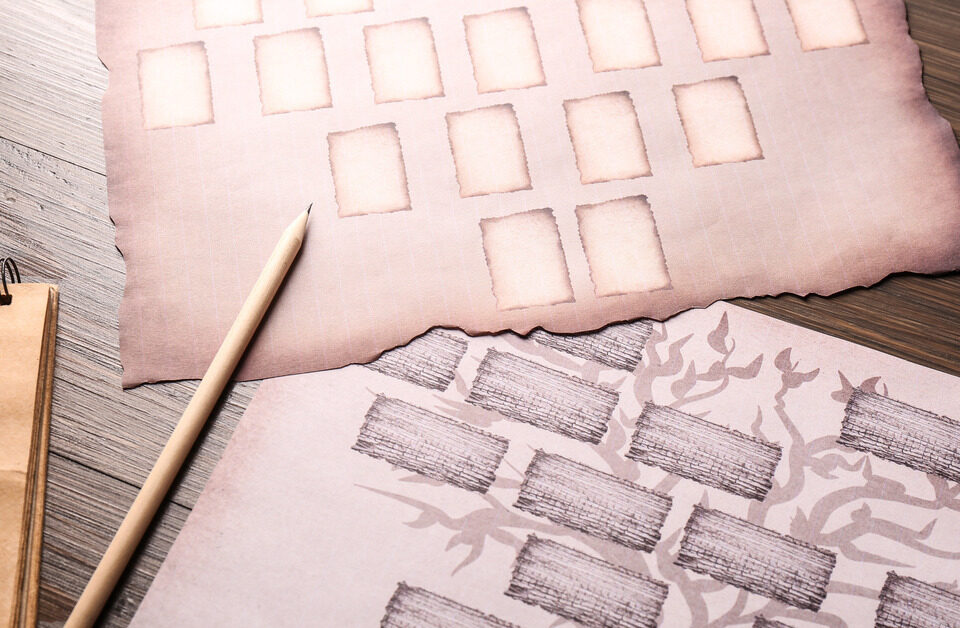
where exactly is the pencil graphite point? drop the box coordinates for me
[306,202,312,216]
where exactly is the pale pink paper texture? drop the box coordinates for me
[130,303,960,626]
[95,0,960,385]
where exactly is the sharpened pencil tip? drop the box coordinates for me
[306,203,312,215]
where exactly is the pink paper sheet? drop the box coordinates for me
[96,0,960,385]
[130,303,960,626]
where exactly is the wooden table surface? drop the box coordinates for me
[0,1,957,625]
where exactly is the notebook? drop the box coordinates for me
[0,281,59,628]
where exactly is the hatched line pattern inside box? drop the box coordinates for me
[351,321,960,625]
[135,0,870,310]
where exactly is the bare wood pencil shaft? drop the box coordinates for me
[65,208,310,628]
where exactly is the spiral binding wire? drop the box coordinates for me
[0,257,21,305]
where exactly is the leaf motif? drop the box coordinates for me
[812,468,837,481]
[784,366,820,388]
[701,360,725,381]
[671,361,697,399]
[707,312,729,353]
[662,334,693,377]
[399,474,444,486]
[406,512,439,529]
[790,507,809,538]
[774,347,794,372]
[728,354,764,379]
[832,370,854,402]
[451,538,486,575]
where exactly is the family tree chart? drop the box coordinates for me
[131,303,960,626]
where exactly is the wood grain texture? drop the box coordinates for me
[38,454,189,628]
[0,0,106,174]
[0,0,956,626]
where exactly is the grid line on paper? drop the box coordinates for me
[792,51,869,272]
[746,68,826,280]
[813,43,902,277]
[768,53,849,285]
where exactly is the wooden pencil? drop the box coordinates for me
[65,206,311,628]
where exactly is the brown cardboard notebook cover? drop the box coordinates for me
[0,284,58,628]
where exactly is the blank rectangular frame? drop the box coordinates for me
[138,42,214,130]
[364,18,444,103]
[576,196,671,297]
[254,28,332,115]
[328,123,411,217]
[686,0,769,61]
[564,91,651,184]
[673,76,763,167]
[446,104,532,198]
[464,8,546,93]
[575,0,660,72]
[479,208,573,311]
[785,0,868,51]
[193,0,262,29]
